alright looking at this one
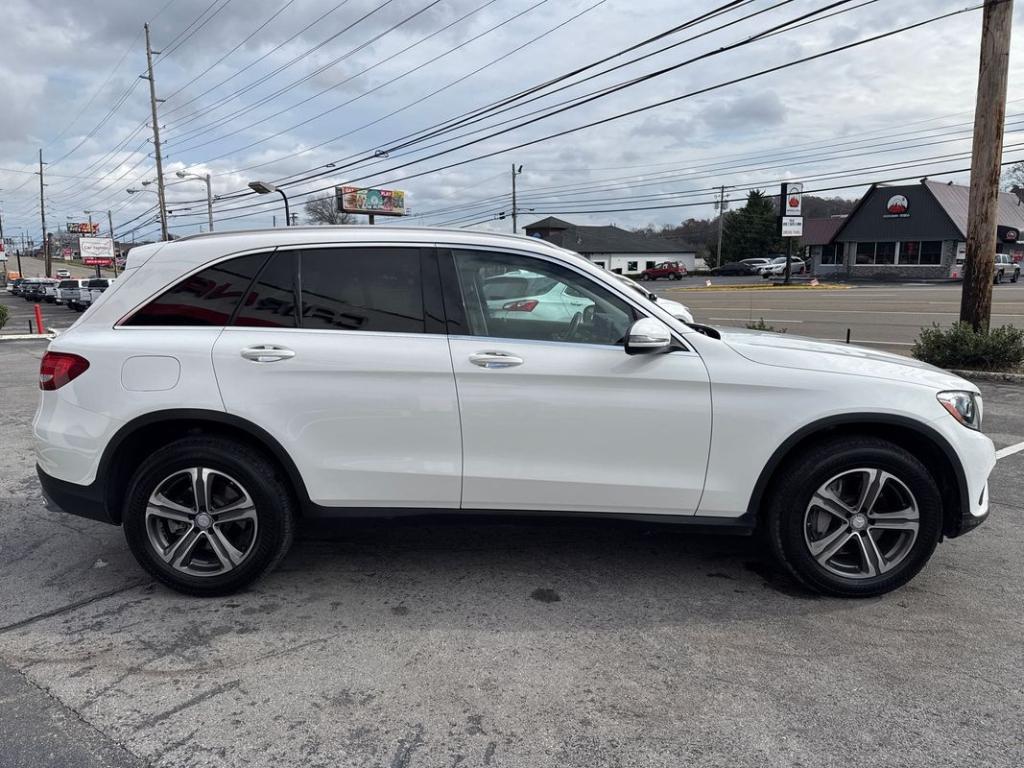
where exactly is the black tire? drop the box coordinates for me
[1013,271,1019,284]
[995,271,1003,285]
[764,436,943,598]
[640,273,650,281]
[123,436,295,596]
[672,273,683,280]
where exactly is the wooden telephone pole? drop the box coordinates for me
[960,0,1014,330]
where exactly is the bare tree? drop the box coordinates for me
[1002,160,1024,202]
[305,195,355,225]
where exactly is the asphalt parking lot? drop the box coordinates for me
[1,334,1023,768]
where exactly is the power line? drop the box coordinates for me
[188,1,979,224]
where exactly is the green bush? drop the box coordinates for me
[0,303,7,330]
[912,322,1024,371]
[746,317,786,333]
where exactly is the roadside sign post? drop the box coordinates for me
[80,237,115,278]
[779,182,804,285]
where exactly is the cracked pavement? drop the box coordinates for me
[1,333,1023,767]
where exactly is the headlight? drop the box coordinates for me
[937,391,983,431]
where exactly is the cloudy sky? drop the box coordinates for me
[1,0,1022,243]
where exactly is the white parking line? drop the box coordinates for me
[995,441,1024,460]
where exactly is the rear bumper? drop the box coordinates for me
[37,465,114,525]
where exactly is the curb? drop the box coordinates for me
[0,333,54,342]
[948,369,1024,384]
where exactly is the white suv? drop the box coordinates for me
[34,228,995,597]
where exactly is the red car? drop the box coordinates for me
[639,261,687,281]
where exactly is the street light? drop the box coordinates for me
[176,170,214,231]
[248,181,291,226]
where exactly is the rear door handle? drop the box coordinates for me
[469,351,524,369]
[240,345,295,363]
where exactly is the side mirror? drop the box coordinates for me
[625,317,672,355]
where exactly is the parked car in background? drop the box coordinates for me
[740,257,772,273]
[56,279,89,306]
[22,278,56,302]
[482,270,592,326]
[88,277,114,305]
[762,257,808,278]
[6,278,25,294]
[611,273,694,323]
[639,261,687,281]
[42,282,60,303]
[710,261,757,276]
[71,277,113,311]
[994,253,1019,284]
[34,228,994,599]
[56,269,71,278]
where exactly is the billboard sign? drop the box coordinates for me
[67,222,100,235]
[83,257,114,266]
[782,182,802,216]
[80,237,114,261]
[336,185,406,217]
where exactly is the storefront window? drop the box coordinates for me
[899,241,921,264]
[820,244,843,265]
[855,242,876,264]
[920,241,942,264]
[875,242,896,264]
[627,261,638,272]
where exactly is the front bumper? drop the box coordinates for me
[37,465,114,525]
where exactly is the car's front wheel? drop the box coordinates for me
[123,436,295,596]
[765,436,942,597]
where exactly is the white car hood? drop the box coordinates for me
[718,328,976,392]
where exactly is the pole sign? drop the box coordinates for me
[782,182,803,216]
[336,185,407,217]
[779,182,804,237]
[780,217,804,237]
[80,237,114,262]
[67,222,100,235]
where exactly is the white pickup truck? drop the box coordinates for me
[71,277,114,312]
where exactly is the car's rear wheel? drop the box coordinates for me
[123,436,295,596]
[764,436,942,597]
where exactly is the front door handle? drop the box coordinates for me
[469,351,524,369]
[240,345,295,363]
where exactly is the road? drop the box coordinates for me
[0,337,1022,767]
[654,282,1024,351]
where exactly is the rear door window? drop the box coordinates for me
[298,247,424,333]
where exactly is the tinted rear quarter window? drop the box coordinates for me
[125,252,268,326]
[299,248,423,333]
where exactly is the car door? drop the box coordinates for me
[212,246,462,510]
[442,247,712,517]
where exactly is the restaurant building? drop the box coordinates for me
[810,179,1024,279]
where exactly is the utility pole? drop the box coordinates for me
[960,0,1014,330]
[511,164,523,233]
[715,185,727,268]
[106,209,118,275]
[39,149,49,276]
[143,23,169,242]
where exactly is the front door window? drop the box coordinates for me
[450,250,637,346]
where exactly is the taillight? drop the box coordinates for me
[501,299,538,312]
[39,352,90,391]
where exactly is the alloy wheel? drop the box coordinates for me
[145,467,259,577]
[803,468,920,580]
